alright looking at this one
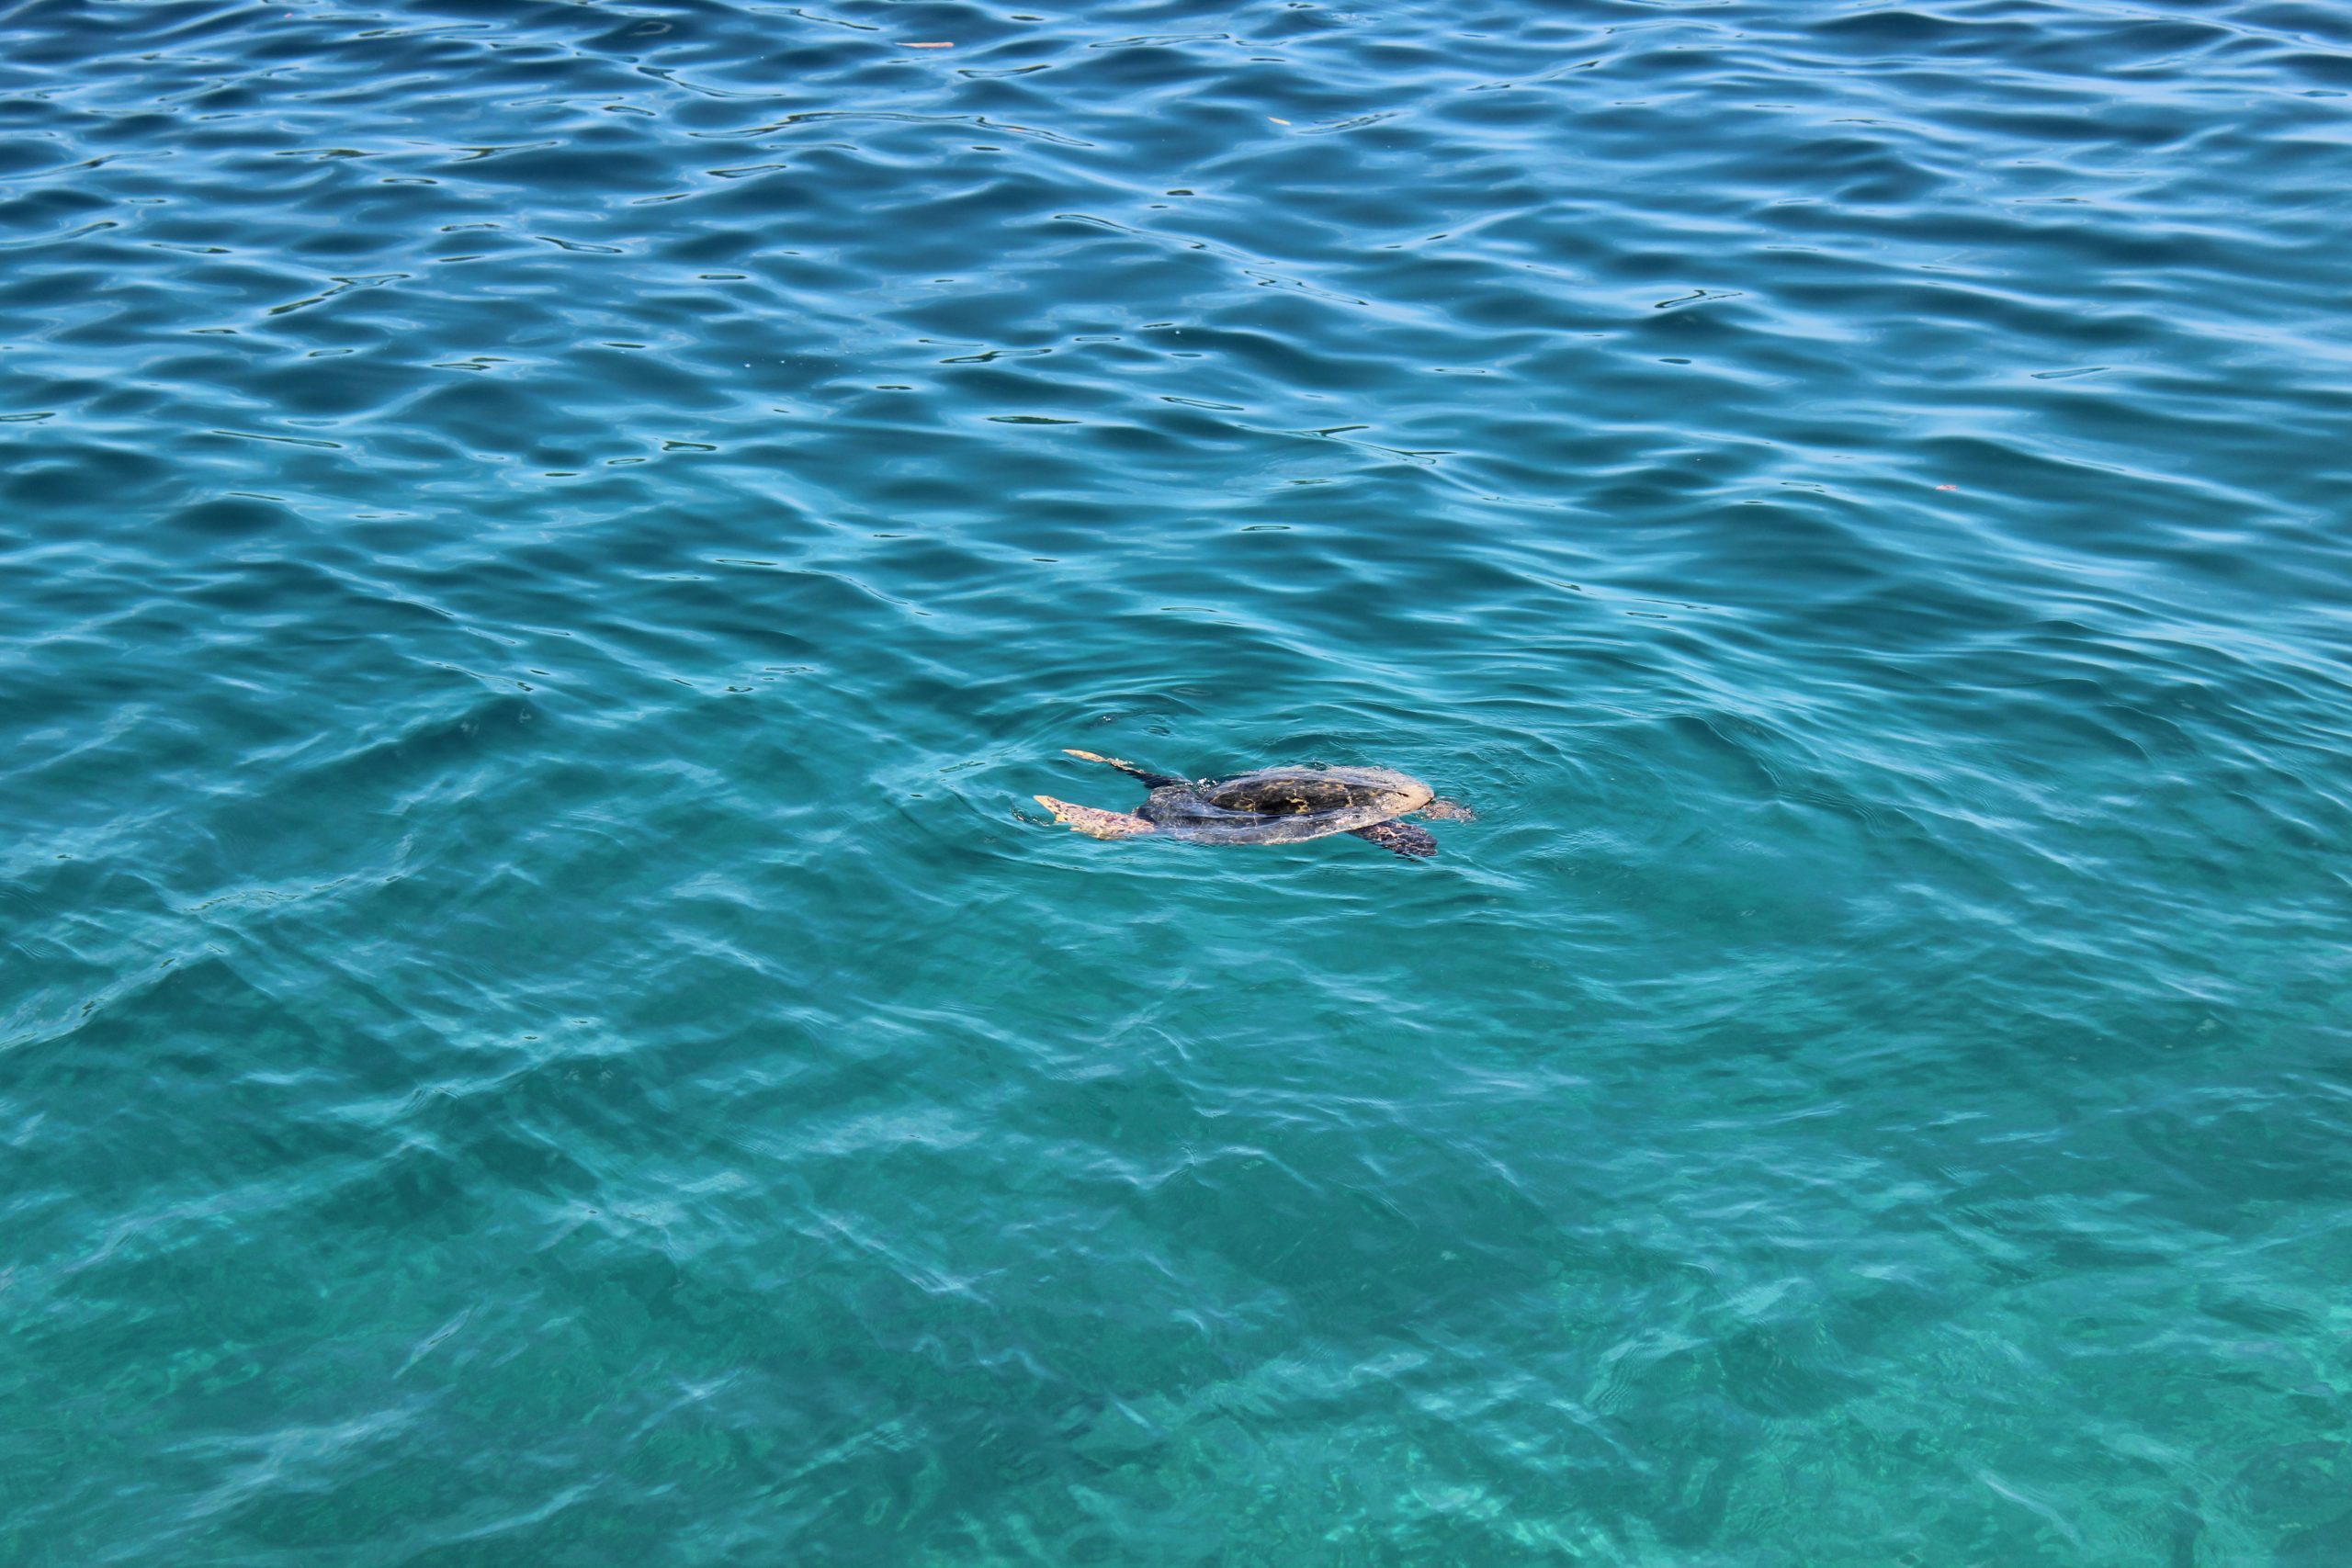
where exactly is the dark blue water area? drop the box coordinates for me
[4,0,2351,1562]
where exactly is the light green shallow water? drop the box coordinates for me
[3,0,2350,1562]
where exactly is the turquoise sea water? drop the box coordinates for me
[5,0,2350,1561]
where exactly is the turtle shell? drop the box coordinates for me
[1138,766,1433,845]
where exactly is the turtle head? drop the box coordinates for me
[1389,778,1436,816]
[1343,769,1433,818]
[1355,773,1479,822]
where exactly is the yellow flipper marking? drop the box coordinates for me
[1035,795,1155,840]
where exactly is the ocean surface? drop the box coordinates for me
[5,0,2349,1562]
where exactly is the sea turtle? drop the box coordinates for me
[1035,750,1475,859]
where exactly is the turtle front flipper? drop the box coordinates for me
[1035,795,1156,840]
[1351,820,1439,859]
[1063,749,1184,788]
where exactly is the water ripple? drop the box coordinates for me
[5,0,2351,1561]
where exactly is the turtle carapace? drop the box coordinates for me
[1035,750,1475,859]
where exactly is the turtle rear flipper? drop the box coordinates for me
[1351,820,1438,859]
[1035,795,1156,840]
[1063,749,1184,788]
